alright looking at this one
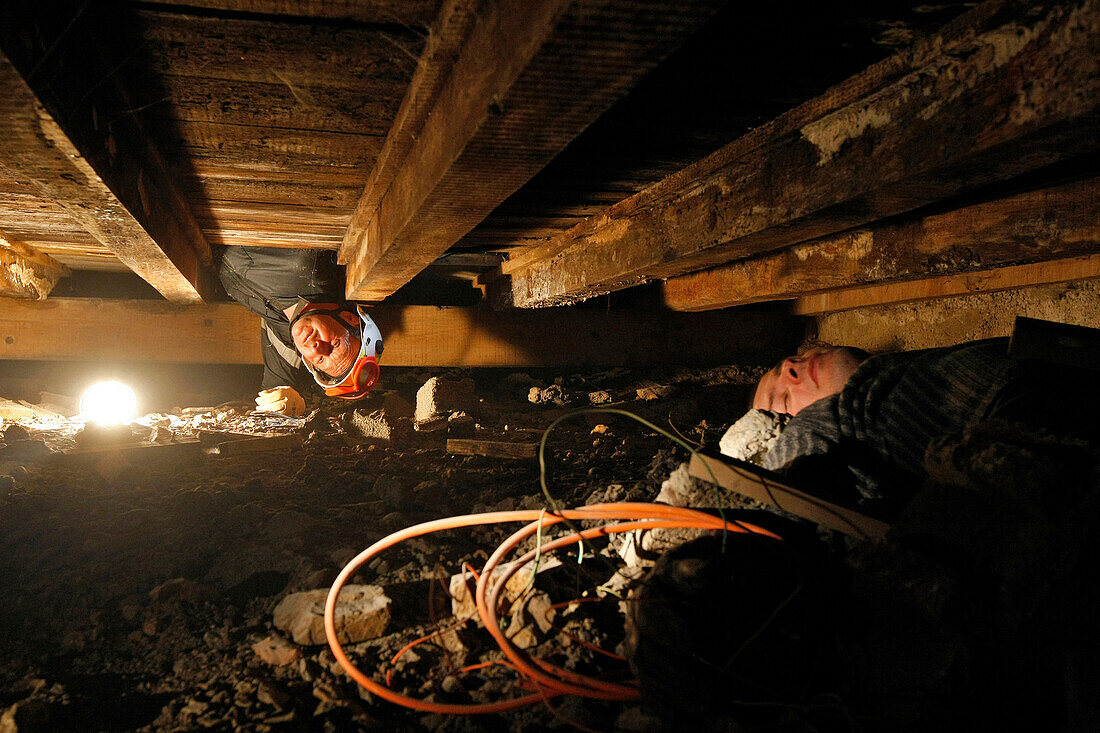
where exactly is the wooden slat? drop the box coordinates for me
[340,0,725,301]
[0,38,212,302]
[496,0,1100,308]
[132,9,424,90]
[664,178,1100,311]
[131,0,444,26]
[688,453,889,541]
[447,440,538,459]
[793,253,1100,314]
[152,76,403,134]
[0,299,261,363]
[0,299,800,367]
[151,120,383,170]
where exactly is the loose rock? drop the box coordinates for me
[273,585,391,646]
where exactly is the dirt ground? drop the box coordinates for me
[0,365,765,731]
[3,356,1098,731]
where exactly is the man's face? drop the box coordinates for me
[752,345,866,415]
[291,314,362,378]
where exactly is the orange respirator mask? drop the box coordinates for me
[289,300,383,400]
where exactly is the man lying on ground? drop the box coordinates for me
[751,338,1098,508]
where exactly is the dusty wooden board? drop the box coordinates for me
[688,453,889,541]
[496,0,1100,308]
[664,178,1100,311]
[132,0,444,26]
[341,0,725,301]
[0,298,799,367]
[447,439,538,459]
[0,35,211,302]
[0,298,261,364]
[793,253,1100,314]
[206,433,302,457]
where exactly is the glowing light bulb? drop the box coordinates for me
[79,381,137,426]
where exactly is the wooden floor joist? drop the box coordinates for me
[339,0,724,301]
[793,253,1100,314]
[495,0,1100,308]
[0,34,212,303]
[0,298,800,367]
[664,178,1100,311]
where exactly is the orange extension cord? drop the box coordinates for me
[324,502,781,715]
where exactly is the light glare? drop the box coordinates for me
[79,381,138,426]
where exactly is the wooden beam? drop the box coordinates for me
[496,0,1100,308]
[0,228,69,299]
[0,13,213,303]
[664,178,1100,311]
[339,0,724,301]
[792,252,1100,314]
[0,298,801,367]
[447,439,538,460]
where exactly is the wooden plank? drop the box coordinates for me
[131,9,425,90]
[496,0,1100,308]
[792,253,1100,314]
[664,178,1100,311]
[151,76,403,134]
[0,298,800,367]
[151,120,383,170]
[447,439,538,459]
[340,0,725,301]
[688,453,889,541]
[133,0,444,27]
[0,38,212,302]
[0,228,69,299]
[206,434,303,457]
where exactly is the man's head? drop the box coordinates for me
[753,345,868,416]
[290,310,362,378]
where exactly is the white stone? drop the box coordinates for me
[273,585,391,646]
[718,409,790,465]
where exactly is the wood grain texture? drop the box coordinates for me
[664,178,1100,311]
[497,0,1100,308]
[446,439,538,459]
[341,0,725,301]
[0,299,800,367]
[793,253,1100,314]
[130,0,444,27]
[0,228,70,299]
[0,51,210,302]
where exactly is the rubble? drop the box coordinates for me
[273,585,392,645]
[717,408,789,464]
[414,377,474,429]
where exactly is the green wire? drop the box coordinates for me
[537,407,735,562]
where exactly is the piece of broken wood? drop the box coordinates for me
[688,452,889,541]
[205,433,302,457]
[447,439,538,460]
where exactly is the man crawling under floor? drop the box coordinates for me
[624,330,1100,731]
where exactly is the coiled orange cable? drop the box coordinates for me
[324,502,780,714]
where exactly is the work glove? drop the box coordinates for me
[255,385,305,417]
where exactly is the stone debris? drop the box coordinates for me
[251,634,302,667]
[415,377,475,428]
[588,390,613,405]
[449,557,562,619]
[273,585,391,646]
[528,384,574,405]
[718,409,790,465]
[345,408,407,442]
[635,383,675,401]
